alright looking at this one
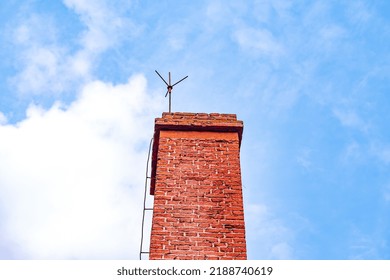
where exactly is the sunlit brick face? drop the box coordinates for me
[149,113,246,260]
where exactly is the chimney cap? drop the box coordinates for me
[155,112,243,136]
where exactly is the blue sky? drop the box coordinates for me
[0,0,390,259]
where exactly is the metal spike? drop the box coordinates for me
[172,75,188,87]
[155,70,168,86]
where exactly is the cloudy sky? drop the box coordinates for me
[1,0,390,260]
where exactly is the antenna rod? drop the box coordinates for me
[168,72,172,113]
[169,93,172,113]
[155,70,188,113]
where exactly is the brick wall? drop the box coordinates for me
[149,113,246,260]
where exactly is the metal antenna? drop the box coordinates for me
[155,70,188,113]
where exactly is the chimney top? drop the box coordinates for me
[155,112,243,139]
[150,112,244,195]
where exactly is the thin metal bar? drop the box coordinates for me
[169,92,171,113]
[172,75,188,87]
[139,137,154,260]
[155,70,168,86]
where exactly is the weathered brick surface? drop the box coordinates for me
[149,113,246,260]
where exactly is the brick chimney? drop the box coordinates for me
[149,112,246,260]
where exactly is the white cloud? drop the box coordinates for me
[233,27,284,56]
[167,31,186,51]
[10,0,138,96]
[348,227,385,259]
[0,74,162,259]
[370,143,390,165]
[245,203,294,259]
[13,45,66,94]
[383,184,390,203]
[10,14,69,95]
[333,108,369,133]
[296,148,312,170]
[252,0,273,23]
[205,1,246,26]
[0,112,7,125]
[319,24,346,50]
[252,0,292,23]
[63,0,136,53]
[340,141,363,164]
[347,1,373,24]
[270,242,293,259]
